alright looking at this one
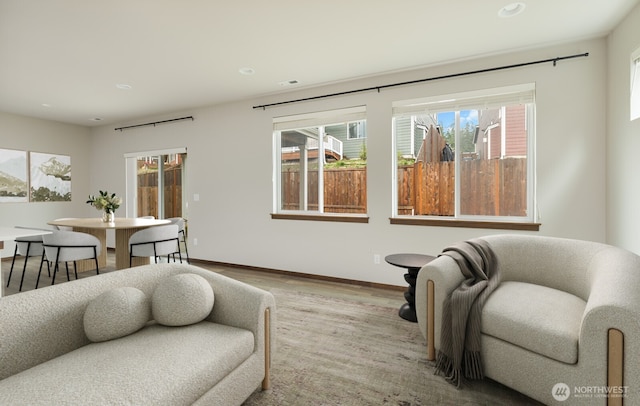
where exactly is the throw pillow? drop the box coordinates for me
[152,273,214,326]
[84,287,150,342]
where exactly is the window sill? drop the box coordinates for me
[271,213,369,224]
[390,217,540,231]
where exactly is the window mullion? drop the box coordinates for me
[273,132,281,213]
[318,126,325,213]
[454,111,461,217]
[500,107,507,158]
[410,116,416,157]
[527,104,536,220]
[301,142,308,211]
[157,156,164,218]
[391,118,399,216]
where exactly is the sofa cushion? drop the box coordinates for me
[481,281,586,364]
[0,321,255,405]
[152,273,215,326]
[84,286,150,342]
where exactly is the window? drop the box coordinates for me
[392,84,536,226]
[273,106,367,219]
[347,120,367,139]
[124,148,187,220]
[631,47,640,121]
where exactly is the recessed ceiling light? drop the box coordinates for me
[498,2,526,18]
[239,67,256,75]
[115,84,132,90]
[278,79,300,86]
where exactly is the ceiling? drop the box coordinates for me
[1,0,638,127]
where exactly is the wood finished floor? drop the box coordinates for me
[1,250,405,309]
[2,251,543,405]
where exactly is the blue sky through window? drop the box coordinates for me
[437,110,478,131]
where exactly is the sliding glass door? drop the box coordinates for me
[125,148,187,220]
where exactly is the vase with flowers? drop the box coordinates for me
[86,190,122,223]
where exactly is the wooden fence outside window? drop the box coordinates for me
[281,157,526,217]
[399,158,527,216]
[137,166,182,218]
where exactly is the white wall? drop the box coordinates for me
[607,2,640,254]
[0,112,92,255]
[88,38,607,287]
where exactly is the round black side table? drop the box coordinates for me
[385,253,435,322]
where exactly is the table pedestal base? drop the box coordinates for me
[72,227,107,272]
[385,253,435,323]
[115,228,150,269]
[399,302,418,322]
[72,226,151,271]
[399,267,419,322]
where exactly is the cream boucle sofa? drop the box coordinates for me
[416,234,640,405]
[0,263,276,405]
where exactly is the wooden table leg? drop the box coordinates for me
[72,227,107,273]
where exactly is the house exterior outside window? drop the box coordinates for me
[347,120,366,140]
[273,106,367,220]
[391,84,537,227]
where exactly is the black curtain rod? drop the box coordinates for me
[114,116,194,131]
[253,52,589,110]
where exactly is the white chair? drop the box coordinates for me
[6,227,48,292]
[128,224,181,267]
[37,231,101,288]
[167,217,189,263]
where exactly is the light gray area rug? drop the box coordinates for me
[243,289,541,405]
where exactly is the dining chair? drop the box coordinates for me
[167,217,189,263]
[6,226,49,292]
[128,224,181,267]
[37,231,101,288]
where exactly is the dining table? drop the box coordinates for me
[47,217,171,272]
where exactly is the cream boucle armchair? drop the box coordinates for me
[416,234,640,405]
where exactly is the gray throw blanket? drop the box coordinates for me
[434,238,500,387]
